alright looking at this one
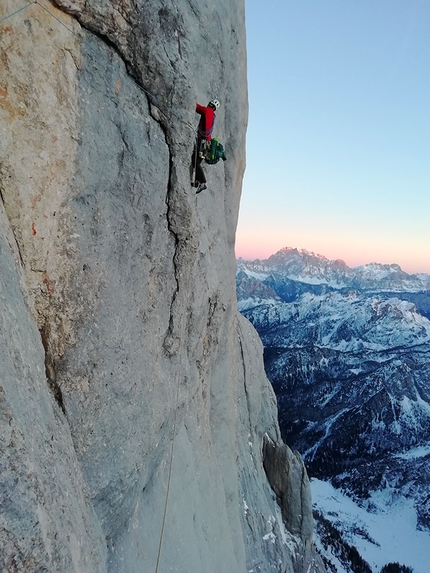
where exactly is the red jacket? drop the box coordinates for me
[196,103,215,140]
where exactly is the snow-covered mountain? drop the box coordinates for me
[238,246,430,295]
[237,247,430,572]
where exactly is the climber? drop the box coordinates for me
[191,99,220,194]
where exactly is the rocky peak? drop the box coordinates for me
[239,246,430,292]
[237,249,430,570]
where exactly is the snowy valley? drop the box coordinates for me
[237,247,430,573]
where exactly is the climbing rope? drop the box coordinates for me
[2,3,195,570]
[154,350,183,573]
[0,1,34,23]
[33,0,75,34]
[0,0,196,133]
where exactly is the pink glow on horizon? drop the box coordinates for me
[235,240,430,275]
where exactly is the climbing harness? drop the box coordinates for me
[1,2,224,199]
[1,4,197,571]
[192,138,212,190]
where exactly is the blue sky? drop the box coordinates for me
[236,0,430,273]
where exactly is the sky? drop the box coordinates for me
[235,0,430,274]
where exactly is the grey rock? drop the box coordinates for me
[262,435,313,542]
[0,207,106,572]
[0,1,324,571]
[238,256,430,534]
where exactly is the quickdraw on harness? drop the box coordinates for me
[197,118,215,140]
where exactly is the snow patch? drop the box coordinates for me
[237,297,278,312]
[395,444,430,460]
[311,478,430,573]
[304,409,348,461]
[242,270,269,281]
[262,515,278,544]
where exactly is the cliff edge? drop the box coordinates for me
[0,1,324,571]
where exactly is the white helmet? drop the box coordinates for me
[208,99,220,110]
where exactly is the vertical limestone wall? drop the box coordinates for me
[0,1,325,572]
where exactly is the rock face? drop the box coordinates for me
[0,2,323,572]
[237,249,430,570]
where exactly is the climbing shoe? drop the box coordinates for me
[196,184,207,194]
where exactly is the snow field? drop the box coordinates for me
[311,478,430,573]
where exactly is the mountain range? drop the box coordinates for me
[237,247,430,572]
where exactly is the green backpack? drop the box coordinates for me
[204,138,227,164]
